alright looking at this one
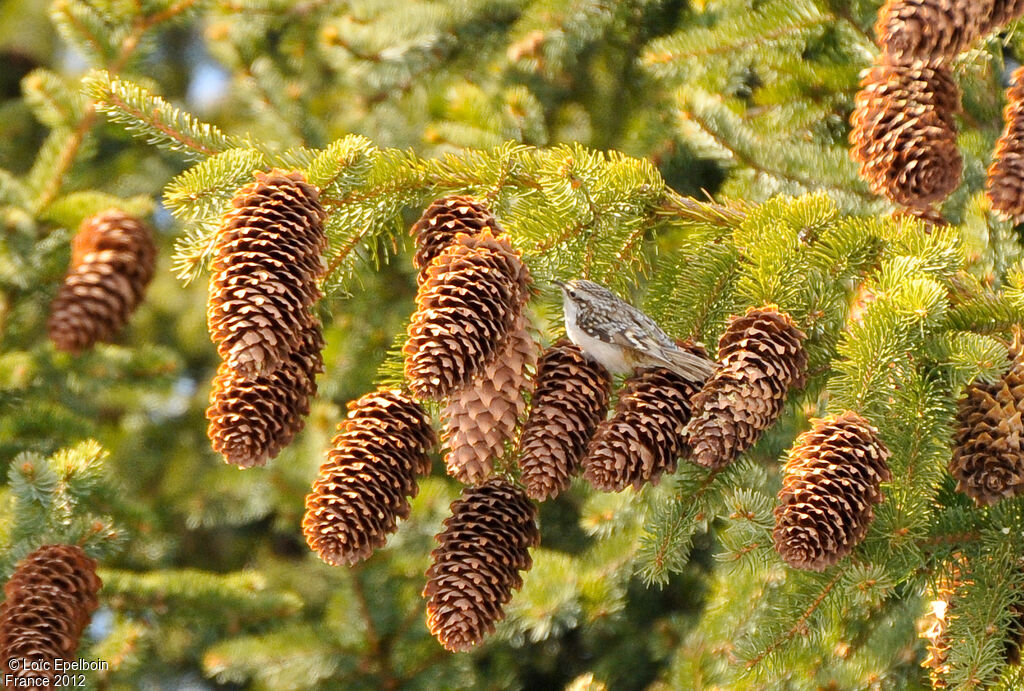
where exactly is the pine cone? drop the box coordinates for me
[411,196,502,284]
[424,478,539,652]
[989,0,1024,30]
[772,411,892,571]
[0,544,101,684]
[303,389,435,566]
[404,231,531,399]
[949,354,1024,506]
[875,0,993,62]
[518,340,612,501]
[987,67,1024,223]
[850,57,962,208]
[207,169,327,381]
[583,348,704,492]
[686,306,807,470]
[207,320,324,468]
[441,316,537,485]
[47,209,156,353]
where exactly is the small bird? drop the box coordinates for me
[554,279,716,382]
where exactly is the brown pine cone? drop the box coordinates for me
[686,306,807,470]
[207,169,327,381]
[987,67,1024,223]
[0,544,101,684]
[772,411,892,571]
[404,231,531,399]
[441,316,537,485]
[424,478,539,652]
[206,320,324,468]
[583,349,704,492]
[303,389,435,566]
[949,353,1024,506]
[47,209,156,353]
[411,196,502,284]
[875,0,994,62]
[518,340,612,501]
[849,57,962,209]
[987,0,1024,33]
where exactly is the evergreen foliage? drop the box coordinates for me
[3,0,1024,688]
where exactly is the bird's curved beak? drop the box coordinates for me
[552,279,567,290]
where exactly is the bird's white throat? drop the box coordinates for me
[562,294,630,374]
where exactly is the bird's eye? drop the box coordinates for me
[568,289,577,298]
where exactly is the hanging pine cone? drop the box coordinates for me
[207,169,327,381]
[772,411,892,571]
[518,340,612,501]
[404,230,531,399]
[303,389,435,566]
[989,0,1024,31]
[411,195,502,284]
[0,544,101,683]
[206,320,324,468]
[987,67,1024,223]
[849,57,962,209]
[949,354,1024,506]
[583,344,705,492]
[441,316,537,485]
[686,306,807,470]
[47,209,156,353]
[424,478,539,652]
[874,0,993,62]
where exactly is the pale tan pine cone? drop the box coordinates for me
[441,316,537,484]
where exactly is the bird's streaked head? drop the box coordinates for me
[554,279,613,305]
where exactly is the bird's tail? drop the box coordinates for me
[663,346,717,382]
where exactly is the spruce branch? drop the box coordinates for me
[84,71,247,159]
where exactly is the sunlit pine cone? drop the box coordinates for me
[206,320,324,468]
[919,557,964,688]
[987,0,1024,33]
[47,209,156,353]
[949,352,1024,505]
[772,411,892,571]
[207,169,327,381]
[583,345,706,492]
[303,389,436,566]
[686,306,807,470]
[404,231,531,399]
[0,544,101,684]
[875,0,994,62]
[517,340,612,501]
[849,57,962,209]
[411,196,503,284]
[987,67,1024,223]
[441,316,537,484]
[424,478,539,652]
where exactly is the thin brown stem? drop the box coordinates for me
[745,568,844,669]
[34,0,200,210]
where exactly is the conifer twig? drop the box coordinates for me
[744,567,845,669]
[34,0,201,211]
